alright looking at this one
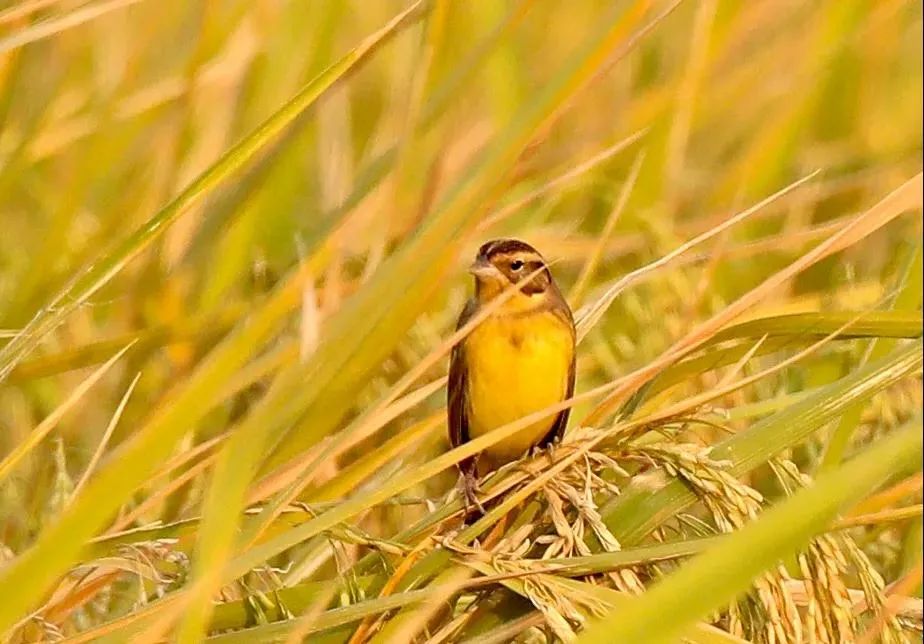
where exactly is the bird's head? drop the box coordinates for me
[468,238,554,304]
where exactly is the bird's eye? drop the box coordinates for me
[510,260,524,271]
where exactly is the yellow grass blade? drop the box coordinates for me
[0,343,132,484]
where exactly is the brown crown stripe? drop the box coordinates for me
[478,238,542,260]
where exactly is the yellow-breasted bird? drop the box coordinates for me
[448,239,575,511]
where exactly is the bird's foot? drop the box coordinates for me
[461,470,486,518]
[524,441,558,474]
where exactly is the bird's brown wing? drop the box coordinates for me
[448,299,477,461]
[540,292,576,447]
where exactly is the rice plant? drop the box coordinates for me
[0,1,921,642]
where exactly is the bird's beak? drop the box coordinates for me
[467,257,498,279]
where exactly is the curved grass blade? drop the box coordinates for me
[602,339,923,545]
[583,172,923,426]
[626,309,922,414]
[710,310,922,344]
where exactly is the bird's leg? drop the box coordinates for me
[528,438,559,469]
[459,458,485,517]
[543,440,558,467]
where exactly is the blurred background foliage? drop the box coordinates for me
[0,0,921,642]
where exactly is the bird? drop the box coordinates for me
[448,238,576,513]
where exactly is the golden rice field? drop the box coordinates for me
[0,1,921,642]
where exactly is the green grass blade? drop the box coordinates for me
[0,5,425,630]
[645,310,923,400]
[7,304,246,383]
[579,421,923,644]
[0,1,424,385]
[821,242,924,469]
[710,310,922,343]
[603,339,923,545]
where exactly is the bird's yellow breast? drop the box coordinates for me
[465,310,573,466]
